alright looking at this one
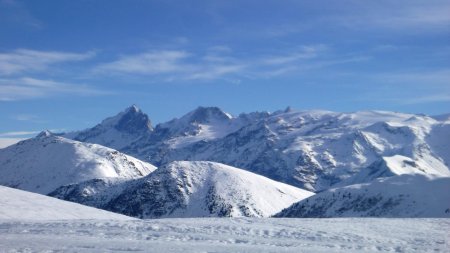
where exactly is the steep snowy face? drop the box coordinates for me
[64,105,153,150]
[0,131,156,194]
[275,174,450,218]
[0,185,134,220]
[50,161,314,218]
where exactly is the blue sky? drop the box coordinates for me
[0,0,449,147]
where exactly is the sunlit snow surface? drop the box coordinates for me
[0,218,448,252]
[0,186,448,252]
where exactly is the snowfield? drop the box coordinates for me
[0,186,134,220]
[2,185,447,252]
[0,218,448,252]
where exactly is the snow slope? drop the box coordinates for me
[50,161,314,218]
[0,131,156,194]
[0,185,133,220]
[67,106,450,192]
[0,218,448,252]
[275,174,450,218]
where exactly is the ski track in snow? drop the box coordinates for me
[0,218,448,252]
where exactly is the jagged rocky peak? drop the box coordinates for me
[36,130,53,138]
[184,106,232,124]
[284,106,294,113]
[111,105,153,134]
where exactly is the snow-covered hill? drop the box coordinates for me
[0,185,133,220]
[65,106,450,192]
[275,174,450,218]
[50,161,314,218]
[0,131,156,194]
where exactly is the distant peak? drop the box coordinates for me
[125,104,141,113]
[284,106,294,113]
[113,105,153,133]
[187,106,232,123]
[36,130,53,138]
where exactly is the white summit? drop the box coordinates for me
[0,131,156,194]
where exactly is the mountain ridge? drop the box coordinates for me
[275,174,450,218]
[61,105,450,192]
[50,161,314,218]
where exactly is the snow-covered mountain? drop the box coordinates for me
[65,106,450,192]
[64,105,153,150]
[0,185,134,220]
[50,161,314,218]
[0,131,156,194]
[275,174,450,218]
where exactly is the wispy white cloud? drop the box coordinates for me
[0,49,95,75]
[400,94,450,105]
[94,50,246,81]
[0,130,39,137]
[355,68,450,105]
[260,1,450,38]
[92,44,361,81]
[375,69,450,86]
[333,1,450,33]
[185,64,246,80]
[12,114,46,123]
[95,50,190,75]
[368,4,450,30]
[0,77,109,101]
[260,45,327,65]
[14,114,37,121]
[256,56,369,78]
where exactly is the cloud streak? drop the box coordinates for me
[354,68,450,105]
[0,49,95,75]
[94,49,247,81]
[0,131,39,137]
[95,50,191,75]
[0,130,39,148]
[92,44,359,81]
[0,77,109,101]
[260,1,450,39]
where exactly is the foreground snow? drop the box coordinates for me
[0,186,133,220]
[0,218,448,252]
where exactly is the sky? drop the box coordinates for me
[0,0,449,147]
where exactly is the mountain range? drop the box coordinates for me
[64,105,450,192]
[1,105,449,218]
